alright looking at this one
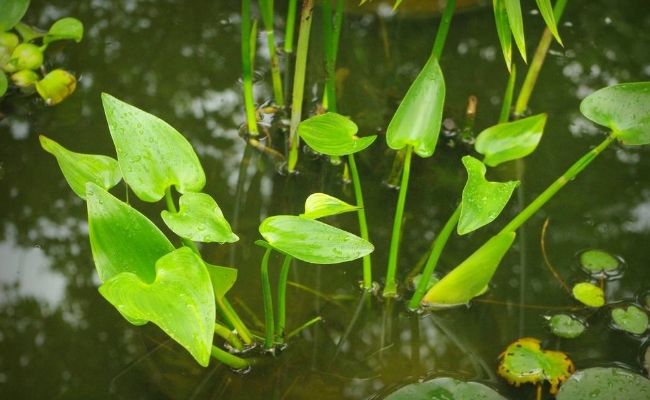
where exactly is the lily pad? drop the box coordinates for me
[383,377,507,400]
[556,367,650,399]
[497,337,575,395]
[611,305,648,335]
[474,114,547,167]
[572,282,605,308]
[300,193,360,219]
[547,314,586,339]
[297,112,376,156]
[578,249,621,277]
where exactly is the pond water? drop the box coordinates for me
[2,0,650,399]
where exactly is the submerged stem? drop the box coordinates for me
[214,322,244,351]
[259,245,275,349]
[210,345,249,369]
[217,296,254,346]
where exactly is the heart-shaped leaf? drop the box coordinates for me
[300,193,360,219]
[44,17,84,45]
[40,135,122,199]
[498,337,574,395]
[557,367,650,400]
[572,282,605,308]
[611,305,648,335]
[475,114,547,167]
[259,215,374,264]
[161,192,239,244]
[422,232,516,307]
[578,249,621,277]
[297,113,377,156]
[383,377,507,400]
[99,247,215,367]
[205,262,237,300]
[580,82,650,145]
[0,0,29,32]
[458,156,519,235]
[35,69,77,106]
[102,93,206,202]
[547,314,586,339]
[386,53,445,158]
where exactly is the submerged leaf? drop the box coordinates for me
[458,156,519,235]
[611,305,648,335]
[475,114,547,167]
[572,282,605,308]
[557,367,650,400]
[161,192,239,244]
[422,232,516,307]
[40,135,122,199]
[301,193,360,219]
[383,377,507,400]
[386,53,445,157]
[102,93,206,202]
[297,112,376,156]
[259,215,374,264]
[99,247,215,367]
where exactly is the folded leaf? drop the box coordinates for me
[475,114,547,167]
[297,112,376,156]
[301,193,360,219]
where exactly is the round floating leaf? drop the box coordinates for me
[99,247,215,367]
[0,0,29,32]
[259,215,374,264]
[383,377,507,400]
[498,337,575,395]
[44,17,84,45]
[611,305,648,335]
[161,192,239,244]
[102,93,206,202]
[475,114,547,167]
[548,314,586,339]
[580,82,650,145]
[572,282,605,308]
[579,249,620,277]
[386,53,445,158]
[422,232,516,307]
[300,193,360,219]
[458,156,519,235]
[35,69,77,106]
[557,367,650,400]
[40,136,122,199]
[297,112,376,156]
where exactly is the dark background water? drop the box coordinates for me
[1,1,650,398]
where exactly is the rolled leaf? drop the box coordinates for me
[475,113,547,167]
[297,112,376,156]
[386,53,445,157]
[35,69,77,106]
[40,136,122,199]
[99,247,215,367]
[301,193,360,219]
[259,215,374,264]
[44,17,84,45]
[102,93,206,202]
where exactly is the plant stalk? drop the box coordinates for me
[276,254,293,343]
[284,0,298,54]
[260,245,275,349]
[214,322,244,351]
[242,0,260,136]
[210,345,249,369]
[431,0,456,58]
[349,153,373,290]
[259,0,285,106]
[217,296,254,345]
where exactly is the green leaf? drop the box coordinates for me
[557,367,650,400]
[547,314,586,339]
[386,53,445,157]
[297,112,376,156]
[580,82,650,145]
[475,114,547,167]
[43,17,84,45]
[504,0,526,63]
[35,69,77,106]
[572,282,605,308]
[161,192,239,244]
[300,193,360,219]
[611,305,648,335]
[13,22,46,43]
[422,232,516,307]
[535,0,562,45]
[101,93,206,202]
[86,183,175,284]
[10,69,39,88]
[383,377,507,400]
[205,262,237,300]
[99,247,215,367]
[0,0,30,32]
[578,249,621,277]
[458,156,519,235]
[259,215,374,264]
[493,0,512,71]
[498,337,575,395]
[5,42,43,72]
[39,135,122,199]
[0,69,7,97]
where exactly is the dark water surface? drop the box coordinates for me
[2,1,650,399]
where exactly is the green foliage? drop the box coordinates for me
[0,0,29,32]
[43,17,83,45]
[475,114,547,167]
[383,377,507,400]
[297,112,377,156]
[300,193,361,219]
[34,69,77,105]
[572,282,605,308]
[535,0,562,45]
[579,249,620,277]
[547,314,586,339]
[557,367,650,400]
[611,305,648,335]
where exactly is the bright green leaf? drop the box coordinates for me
[579,249,621,277]
[580,82,650,145]
[493,0,512,71]
[557,367,650,400]
[101,93,206,202]
[422,232,516,307]
[5,43,43,72]
[383,377,507,400]
[0,0,29,32]
[44,17,83,45]
[35,69,77,105]
[458,156,519,235]
[535,0,562,45]
[504,0,526,63]
[259,215,374,264]
[11,69,39,88]
[297,112,376,156]
[386,53,445,158]
[205,262,237,300]
[475,114,547,167]
[161,192,239,244]
[611,305,648,335]
[498,337,575,395]
[300,193,360,219]
[99,247,215,367]
[548,314,586,339]
[13,22,46,43]
[39,135,122,199]
[572,282,605,308]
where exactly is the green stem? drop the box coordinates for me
[383,145,413,297]
[242,0,259,136]
[287,0,314,172]
[431,0,456,58]
[499,63,516,123]
[214,322,244,351]
[217,296,254,345]
[321,0,335,112]
[210,345,249,369]
[276,254,293,343]
[259,245,275,349]
[348,154,373,290]
[286,316,322,339]
[284,0,298,54]
[500,131,617,234]
[259,0,284,106]
[408,205,461,309]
